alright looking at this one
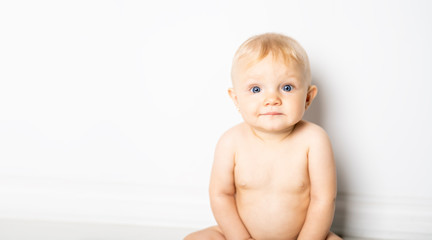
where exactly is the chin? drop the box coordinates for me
[258,124,294,133]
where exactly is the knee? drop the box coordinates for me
[184,232,198,240]
[184,226,225,240]
[326,232,343,240]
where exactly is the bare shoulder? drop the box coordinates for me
[217,123,247,147]
[295,120,331,145]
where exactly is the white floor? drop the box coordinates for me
[0,219,194,240]
[0,218,371,240]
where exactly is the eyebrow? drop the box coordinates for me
[243,73,302,84]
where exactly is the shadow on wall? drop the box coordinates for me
[303,77,348,237]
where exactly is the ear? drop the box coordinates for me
[305,85,318,110]
[228,88,239,108]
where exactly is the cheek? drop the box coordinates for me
[242,104,259,116]
[238,96,259,109]
[287,96,306,111]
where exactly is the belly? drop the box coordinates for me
[236,190,310,240]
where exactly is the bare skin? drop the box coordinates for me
[186,225,341,240]
[185,122,342,240]
[185,54,342,240]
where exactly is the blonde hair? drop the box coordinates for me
[231,33,311,85]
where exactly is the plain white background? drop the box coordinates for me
[1,0,431,239]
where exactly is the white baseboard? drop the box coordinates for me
[333,193,432,239]
[0,174,215,229]
[1,174,431,239]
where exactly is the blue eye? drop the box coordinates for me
[251,86,261,93]
[283,85,293,92]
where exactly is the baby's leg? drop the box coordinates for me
[326,231,343,240]
[184,226,225,240]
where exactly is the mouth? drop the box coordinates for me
[261,112,283,116]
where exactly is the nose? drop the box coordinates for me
[264,92,281,106]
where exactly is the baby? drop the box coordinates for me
[185,33,342,240]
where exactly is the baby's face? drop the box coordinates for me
[230,55,312,134]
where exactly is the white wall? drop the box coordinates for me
[1,0,431,239]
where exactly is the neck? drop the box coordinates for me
[249,124,297,143]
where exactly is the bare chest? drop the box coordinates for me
[234,142,310,192]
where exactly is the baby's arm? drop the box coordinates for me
[297,127,337,240]
[209,131,252,240]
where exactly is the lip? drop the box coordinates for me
[261,112,283,115]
